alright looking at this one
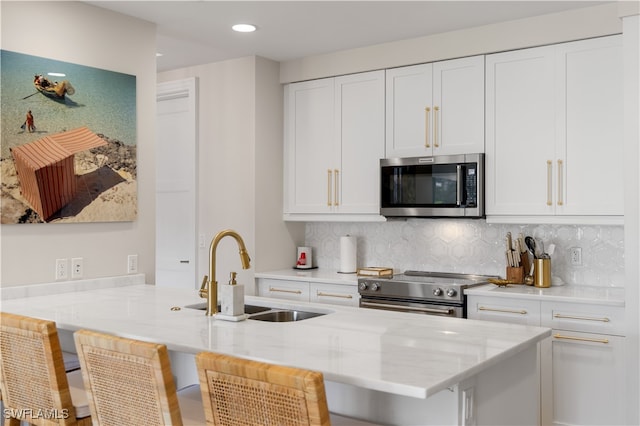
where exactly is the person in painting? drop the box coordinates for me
[26,110,35,133]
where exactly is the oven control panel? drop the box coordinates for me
[357,277,465,303]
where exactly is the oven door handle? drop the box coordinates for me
[361,301,454,315]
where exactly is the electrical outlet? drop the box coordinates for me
[127,254,138,274]
[55,258,68,280]
[71,257,83,279]
[570,247,582,266]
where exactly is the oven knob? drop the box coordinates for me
[358,282,368,291]
[370,283,380,291]
[446,288,457,297]
[433,288,443,296]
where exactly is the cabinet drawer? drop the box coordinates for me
[257,279,309,302]
[310,283,359,307]
[541,302,625,336]
[467,296,541,325]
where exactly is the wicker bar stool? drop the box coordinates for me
[73,329,205,425]
[0,312,91,426]
[195,351,377,426]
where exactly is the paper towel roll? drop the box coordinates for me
[339,235,357,273]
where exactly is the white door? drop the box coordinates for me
[485,45,557,215]
[284,78,336,214]
[156,78,198,288]
[335,70,385,214]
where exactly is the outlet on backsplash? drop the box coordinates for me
[570,247,582,266]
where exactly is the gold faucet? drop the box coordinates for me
[199,229,251,316]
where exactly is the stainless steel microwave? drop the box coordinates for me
[380,153,484,218]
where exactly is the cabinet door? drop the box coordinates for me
[257,279,309,301]
[555,35,623,216]
[310,282,359,307]
[467,295,541,325]
[335,71,385,214]
[284,78,337,214]
[433,55,485,156]
[485,45,557,215]
[545,331,625,425]
[385,63,433,158]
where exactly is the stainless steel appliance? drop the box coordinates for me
[358,271,495,318]
[380,153,484,218]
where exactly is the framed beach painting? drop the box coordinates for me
[0,50,137,224]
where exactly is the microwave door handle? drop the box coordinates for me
[456,165,462,206]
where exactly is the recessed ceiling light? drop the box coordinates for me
[156,53,164,57]
[232,24,257,33]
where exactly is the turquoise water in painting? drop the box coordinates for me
[0,50,136,159]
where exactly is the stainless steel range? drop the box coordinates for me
[358,271,496,318]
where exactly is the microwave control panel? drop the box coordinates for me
[465,164,478,207]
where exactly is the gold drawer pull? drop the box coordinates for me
[433,106,440,148]
[269,287,302,295]
[317,291,353,299]
[553,334,609,344]
[425,107,431,148]
[546,160,553,206]
[479,306,527,315]
[327,169,332,206]
[553,313,610,322]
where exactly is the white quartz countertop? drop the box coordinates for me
[255,268,358,285]
[1,283,549,399]
[465,283,625,307]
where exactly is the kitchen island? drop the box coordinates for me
[1,279,550,425]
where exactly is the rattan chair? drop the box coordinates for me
[74,329,205,425]
[195,351,377,426]
[0,312,91,426]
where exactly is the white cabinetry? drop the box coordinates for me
[485,35,623,222]
[257,278,359,307]
[385,55,484,158]
[468,293,626,425]
[283,71,385,221]
[540,302,625,426]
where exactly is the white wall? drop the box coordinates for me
[0,2,157,286]
[280,2,622,83]
[157,57,303,293]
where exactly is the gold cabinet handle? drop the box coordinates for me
[433,106,440,148]
[327,169,332,207]
[334,169,339,206]
[546,160,553,206]
[269,287,302,295]
[479,306,527,315]
[557,159,563,206]
[425,107,431,148]
[553,334,609,344]
[317,291,353,299]
[553,313,610,323]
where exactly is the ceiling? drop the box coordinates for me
[87,1,611,72]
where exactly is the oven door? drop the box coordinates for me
[359,297,463,318]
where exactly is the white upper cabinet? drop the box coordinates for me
[385,55,485,158]
[486,35,623,221]
[283,70,385,221]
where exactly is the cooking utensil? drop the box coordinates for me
[525,236,537,259]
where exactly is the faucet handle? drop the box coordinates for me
[199,275,209,298]
[229,272,237,286]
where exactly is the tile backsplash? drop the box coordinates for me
[305,220,625,287]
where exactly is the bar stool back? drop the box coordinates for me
[0,312,91,426]
[74,329,204,426]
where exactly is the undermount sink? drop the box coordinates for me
[183,302,327,322]
[248,310,325,322]
[184,303,271,315]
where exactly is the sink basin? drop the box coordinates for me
[184,303,271,315]
[248,310,324,322]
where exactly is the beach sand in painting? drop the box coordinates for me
[1,134,137,224]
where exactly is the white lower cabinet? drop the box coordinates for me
[256,278,359,307]
[467,295,625,425]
